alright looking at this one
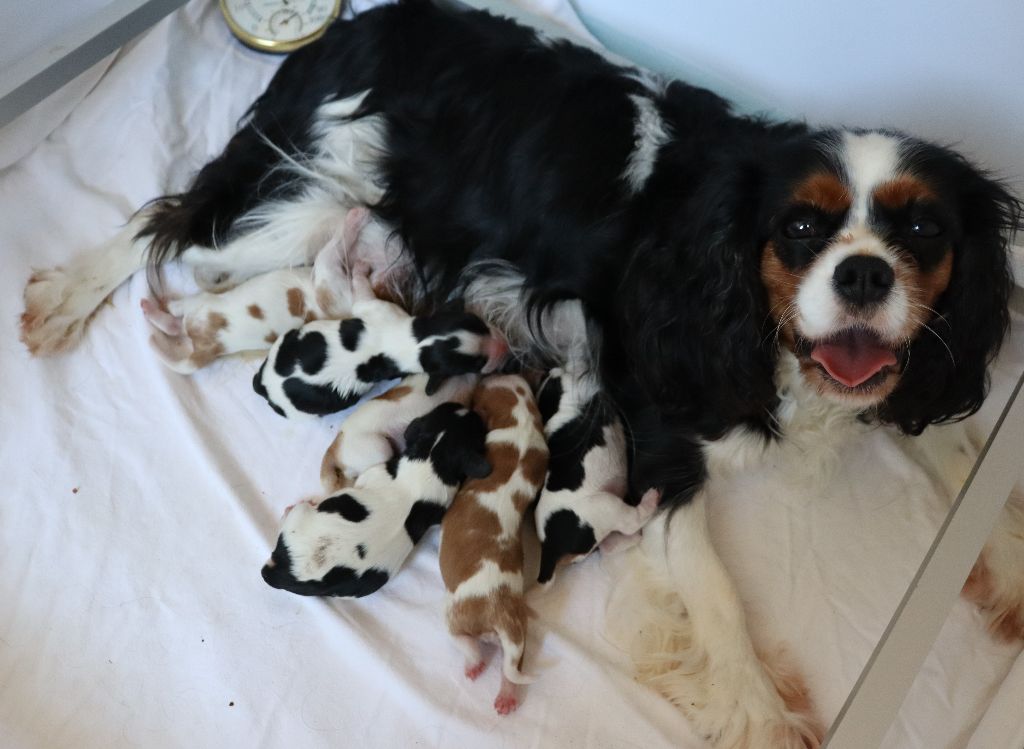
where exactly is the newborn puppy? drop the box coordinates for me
[439,375,549,715]
[252,264,506,418]
[320,372,479,492]
[261,401,491,598]
[534,368,659,585]
[140,209,368,374]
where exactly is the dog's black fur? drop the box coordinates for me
[140,0,1021,506]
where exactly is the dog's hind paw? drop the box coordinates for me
[21,267,105,355]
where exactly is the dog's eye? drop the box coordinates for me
[910,218,943,238]
[783,219,820,239]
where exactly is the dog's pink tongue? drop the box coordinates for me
[810,331,897,388]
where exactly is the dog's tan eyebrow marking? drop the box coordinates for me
[792,172,852,213]
[873,175,936,209]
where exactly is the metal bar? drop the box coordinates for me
[0,0,190,128]
[826,370,1024,748]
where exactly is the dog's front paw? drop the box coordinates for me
[21,267,104,355]
[962,491,1024,642]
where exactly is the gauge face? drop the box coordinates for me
[221,0,341,52]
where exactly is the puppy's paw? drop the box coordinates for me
[464,661,486,681]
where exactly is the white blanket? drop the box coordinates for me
[1,2,1021,747]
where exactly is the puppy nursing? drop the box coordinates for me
[252,265,504,418]
[534,368,659,584]
[439,375,549,715]
[262,378,490,598]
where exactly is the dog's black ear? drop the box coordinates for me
[613,149,778,437]
[878,148,1020,435]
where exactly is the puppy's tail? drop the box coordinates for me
[496,628,536,685]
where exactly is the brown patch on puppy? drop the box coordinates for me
[439,499,503,591]
[304,311,318,323]
[873,175,936,210]
[472,385,519,430]
[760,241,801,349]
[286,288,306,318]
[247,304,264,320]
[792,172,851,213]
[446,585,529,644]
[465,443,522,495]
[264,331,278,344]
[375,385,414,402]
[519,447,548,492]
[186,311,229,368]
[319,432,353,493]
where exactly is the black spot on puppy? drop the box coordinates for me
[282,378,360,415]
[538,509,597,584]
[411,309,489,340]
[253,361,286,416]
[261,536,389,597]
[339,318,365,351]
[546,396,614,492]
[537,374,564,424]
[356,543,367,559]
[274,329,328,377]
[356,354,403,383]
[402,403,490,485]
[404,500,447,543]
[318,493,370,522]
[418,337,487,379]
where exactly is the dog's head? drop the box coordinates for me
[622,128,1019,435]
[762,131,1019,431]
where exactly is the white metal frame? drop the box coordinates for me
[0,0,190,127]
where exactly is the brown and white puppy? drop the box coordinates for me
[438,375,548,715]
[320,372,479,493]
[139,207,378,373]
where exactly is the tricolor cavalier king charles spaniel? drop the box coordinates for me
[20,1,1022,746]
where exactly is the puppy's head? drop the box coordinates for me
[536,507,596,585]
[399,401,492,485]
[761,131,1019,430]
[253,324,361,418]
[412,309,508,394]
[260,495,389,598]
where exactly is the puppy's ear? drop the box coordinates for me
[879,148,1020,434]
[425,374,445,396]
[462,454,492,480]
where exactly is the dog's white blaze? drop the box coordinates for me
[842,131,901,225]
[623,95,670,194]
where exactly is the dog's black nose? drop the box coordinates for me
[833,255,894,306]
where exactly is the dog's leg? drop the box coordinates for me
[630,494,822,748]
[21,214,151,355]
[453,634,487,681]
[962,486,1024,642]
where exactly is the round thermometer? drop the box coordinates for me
[220,0,343,54]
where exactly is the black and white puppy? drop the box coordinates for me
[252,264,506,418]
[534,368,659,585]
[261,401,491,598]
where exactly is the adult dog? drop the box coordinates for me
[20,1,1022,745]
